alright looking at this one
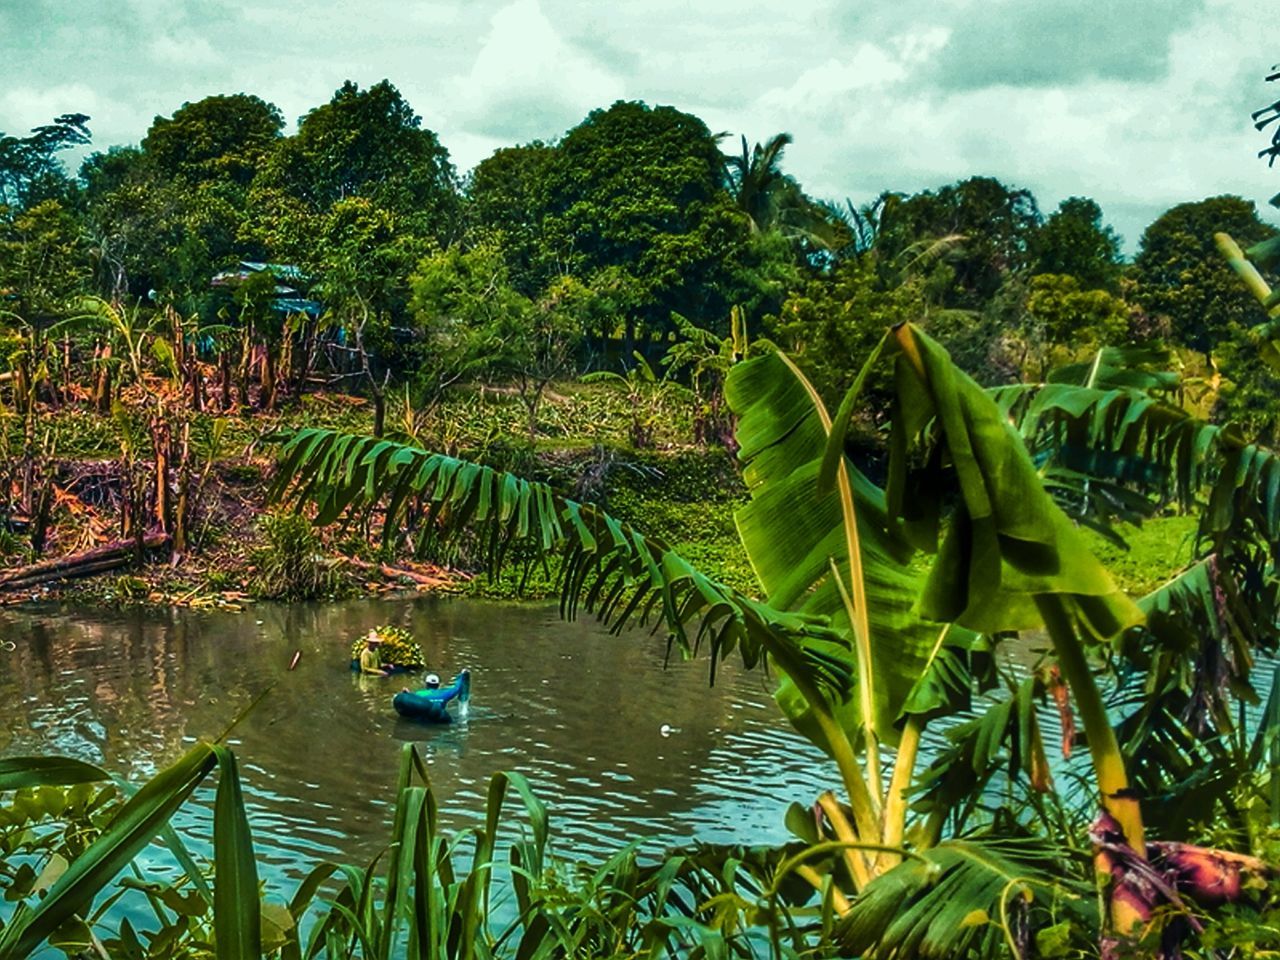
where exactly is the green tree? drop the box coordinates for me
[767,255,924,404]
[0,199,89,322]
[724,132,833,241]
[877,176,1042,308]
[0,113,90,210]
[541,101,748,347]
[141,94,283,186]
[1019,273,1130,379]
[317,197,434,434]
[1131,195,1277,354]
[78,146,152,300]
[267,80,459,241]
[1031,196,1123,290]
[410,241,583,437]
[466,142,557,296]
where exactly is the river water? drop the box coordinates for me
[0,596,833,892]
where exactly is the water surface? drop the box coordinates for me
[0,596,833,888]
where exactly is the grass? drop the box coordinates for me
[1082,512,1201,598]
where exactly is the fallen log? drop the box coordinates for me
[0,532,171,591]
[335,555,458,588]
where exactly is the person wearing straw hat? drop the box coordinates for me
[359,628,391,676]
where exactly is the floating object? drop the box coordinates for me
[393,670,471,724]
[288,650,302,671]
[349,625,425,673]
[660,724,672,737]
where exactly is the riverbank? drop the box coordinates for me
[0,380,1196,611]
[0,382,757,610]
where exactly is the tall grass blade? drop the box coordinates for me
[0,743,218,960]
[212,745,261,960]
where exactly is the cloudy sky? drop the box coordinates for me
[1,0,1276,249]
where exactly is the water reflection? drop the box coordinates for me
[0,597,833,889]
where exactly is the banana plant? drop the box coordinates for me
[271,323,1199,952]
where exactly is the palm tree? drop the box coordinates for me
[725,133,795,234]
[725,132,841,249]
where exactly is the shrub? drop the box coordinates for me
[250,512,334,601]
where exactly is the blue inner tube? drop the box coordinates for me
[393,670,470,724]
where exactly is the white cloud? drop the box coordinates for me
[446,0,625,142]
[148,32,222,67]
[2,0,1275,249]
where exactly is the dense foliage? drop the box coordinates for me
[5,78,1275,435]
[5,69,1280,958]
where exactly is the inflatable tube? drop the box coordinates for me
[392,670,470,724]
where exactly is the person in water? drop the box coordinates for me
[359,629,391,676]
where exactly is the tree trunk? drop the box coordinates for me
[260,347,277,412]
[173,420,190,556]
[220,351,233,411]
[150,414,171,534]
[372,386,386,438]
[0,532,170,591]
[93,341,113,413]
[236,329,251,409]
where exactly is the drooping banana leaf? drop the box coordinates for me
[886,325,1143,640]
[270,428,854,701]
[725,349,982,747]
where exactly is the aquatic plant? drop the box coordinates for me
[0,743,748,959]
[348,623,425,669]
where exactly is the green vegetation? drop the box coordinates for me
[348,624,426,670]
[268,325,1280,956]
[249,512,337,602]
[3,60,1280,959]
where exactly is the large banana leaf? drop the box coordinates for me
[270,429,854,700]
[886,326,1142,639]
[725,350,976,745]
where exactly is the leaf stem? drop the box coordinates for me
[1035,595,1144,856]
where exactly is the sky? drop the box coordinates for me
[1,0,1277,250]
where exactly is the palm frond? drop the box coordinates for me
[996,368,1280,549]
[269,428,854,698]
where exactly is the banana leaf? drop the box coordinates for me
[886,325,1142,640]
[726,350,981,746]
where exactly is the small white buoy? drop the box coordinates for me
[660,724,673,737]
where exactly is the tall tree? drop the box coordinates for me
[1131,195,1276,354]
[314,197,432,434]
[1031,196,1123,290]
[0,199,90,322]
[141,94,283,185]
[540,100,752,345]
[725,132,842,257]
[466,142,558,296]
[877,176,1042,308]
[267,80,459,241]
[0,113,91,210]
